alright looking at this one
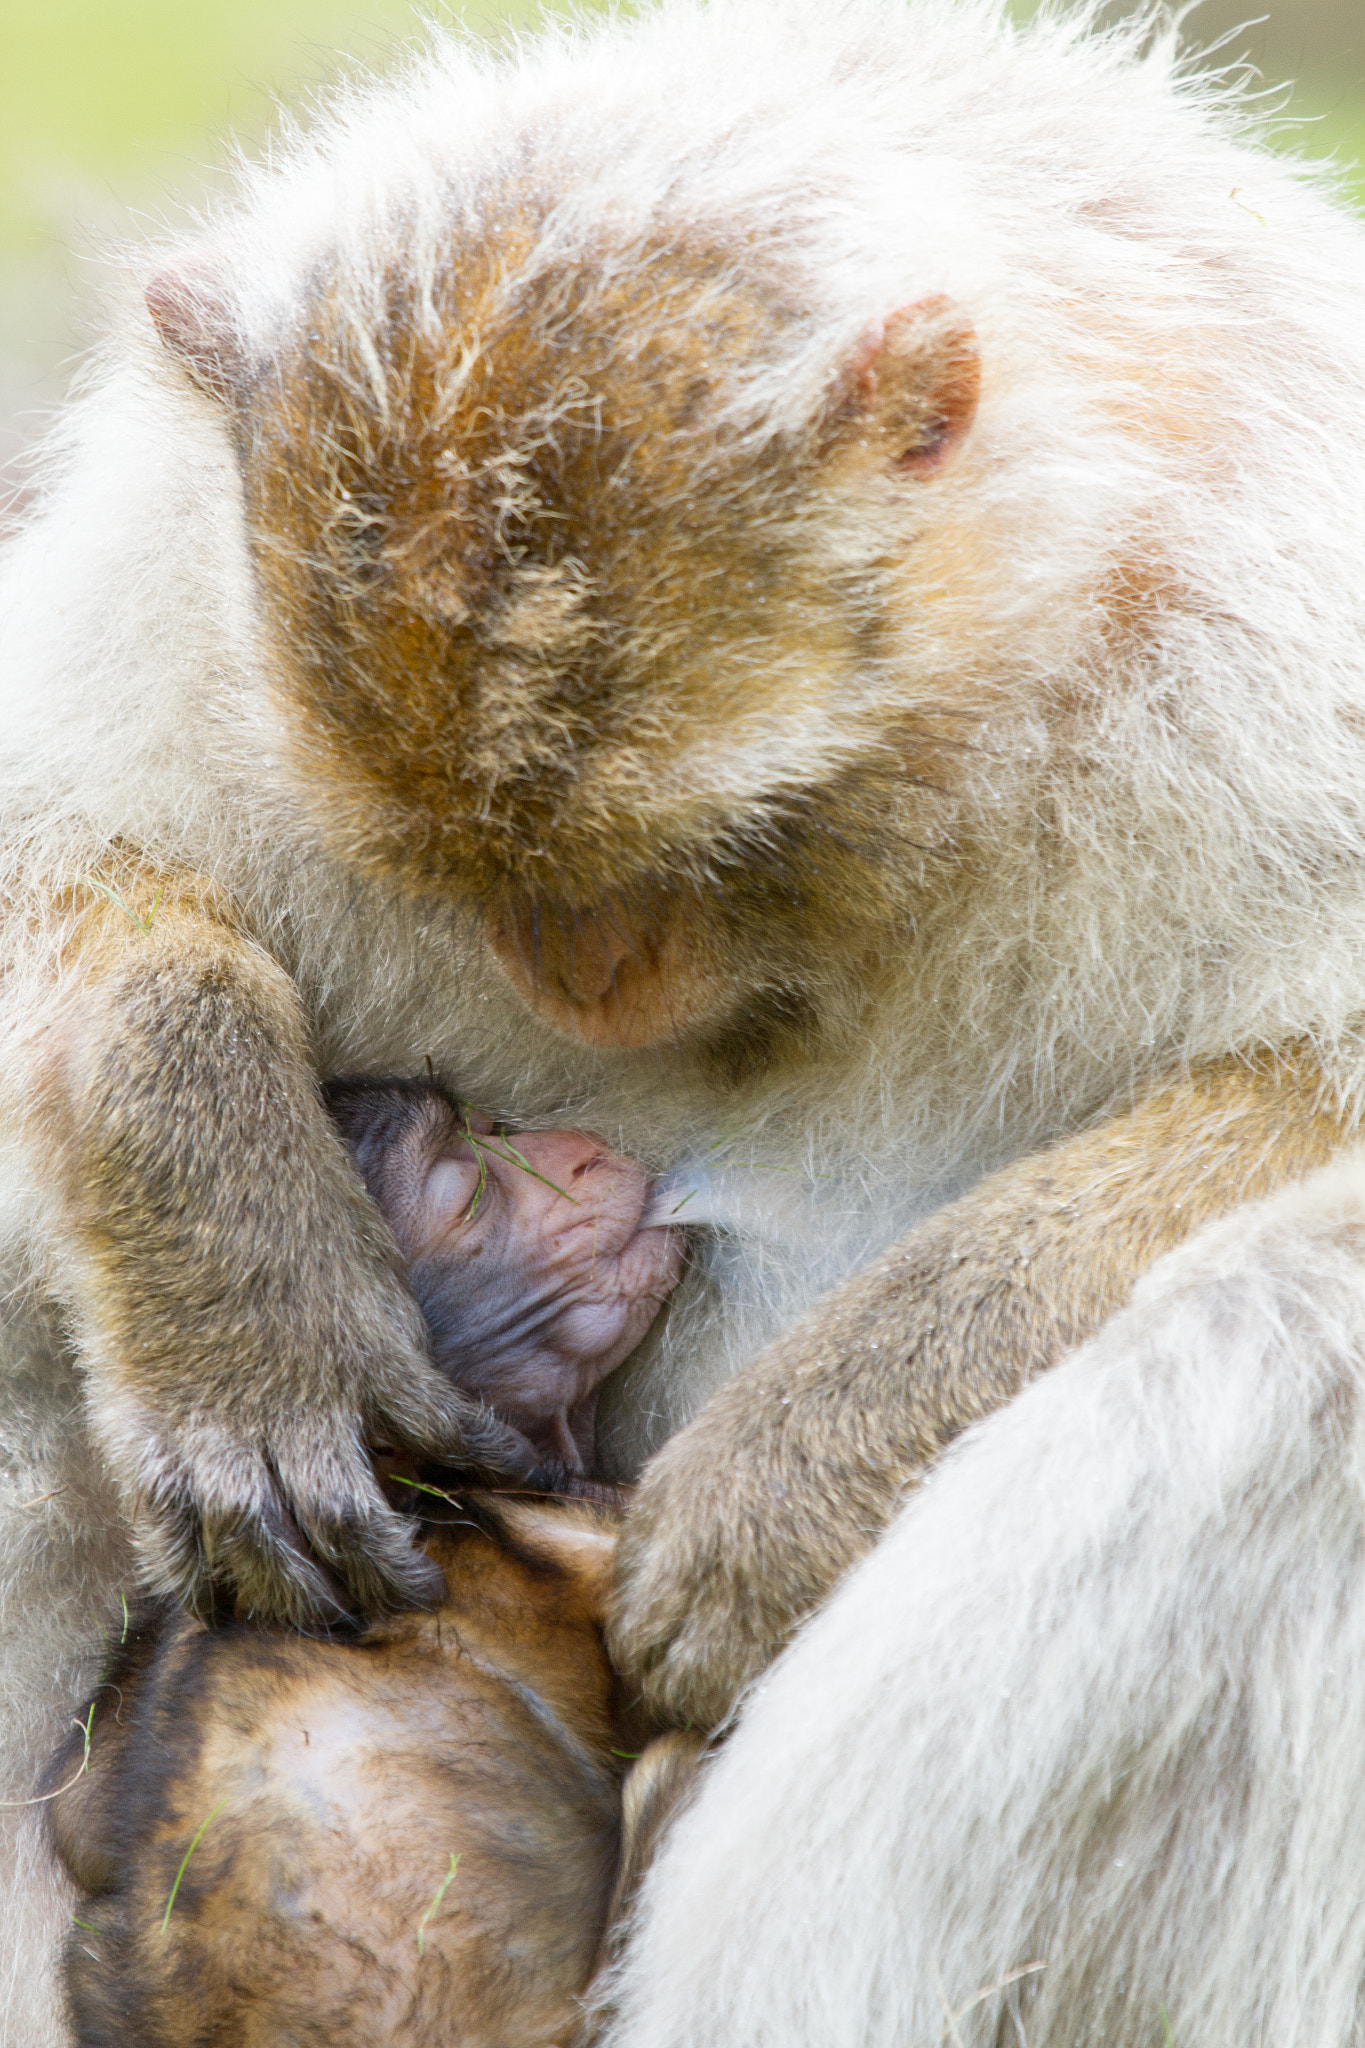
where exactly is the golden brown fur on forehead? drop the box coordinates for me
[242,204,945,914]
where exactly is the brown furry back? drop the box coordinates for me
[47,1494,628,2048]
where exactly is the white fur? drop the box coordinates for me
[608,1158,1365,2048]
[5,0,1365,2035]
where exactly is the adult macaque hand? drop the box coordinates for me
[45,875,542,1632]
[610,1056,1349,1727]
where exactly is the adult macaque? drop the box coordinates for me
[6,0,1365,2041]
[48,1489,700,2048]
[323,1077,682,1475]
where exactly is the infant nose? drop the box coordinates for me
[511,1128,634,1198]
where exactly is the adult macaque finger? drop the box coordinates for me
[370,1356,546,1483]
[201,1488,362,1630]
[125,1414,451,1629]
[290,1500,448,1620]
[611,1451,772,1731]
[134,1459,357,1632]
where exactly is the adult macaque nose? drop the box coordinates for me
[486,904,701,1049]
[489,906,638,1009]
[486,897,731,1049]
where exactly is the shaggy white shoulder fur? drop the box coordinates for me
[611,1158,1365,2048]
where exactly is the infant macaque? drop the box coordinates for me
[49,1490,702,2048]
[323,1076,683,1475]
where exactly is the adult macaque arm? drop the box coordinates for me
[610,1050,1353,1729]
[27,863,535,1629]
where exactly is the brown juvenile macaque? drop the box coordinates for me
[47,1490,701,2048]
[322,1077,683,1477]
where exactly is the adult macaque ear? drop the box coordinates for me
[830,294,980,474]
[145,249,243,402]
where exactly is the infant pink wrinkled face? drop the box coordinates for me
[329,1083,682,1473]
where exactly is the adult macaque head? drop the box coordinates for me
[148,228,981,1065]
[324,1079,683,1472]
[48,1492,703,2048]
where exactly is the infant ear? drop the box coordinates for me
[145,248,243,403]
[827,294,979,474]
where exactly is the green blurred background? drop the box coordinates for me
[2,0,1364,485]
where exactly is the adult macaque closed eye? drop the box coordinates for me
[323,1078,683,1473]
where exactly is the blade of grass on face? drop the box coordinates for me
[462,1130,578,1204]
[159,1800,226,1933]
